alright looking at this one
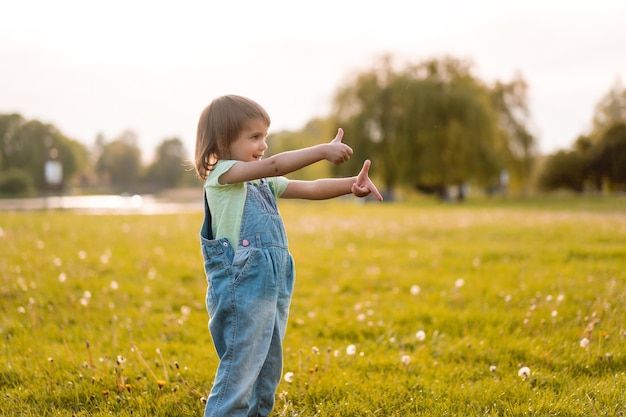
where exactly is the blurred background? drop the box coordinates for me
[1,0,625,203]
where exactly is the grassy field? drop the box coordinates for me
[1,196,625,416]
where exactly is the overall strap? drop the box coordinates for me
[200,190,214,240]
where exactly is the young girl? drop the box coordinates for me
[194,95,382,417]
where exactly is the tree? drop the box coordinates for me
[331,55,535,198]
[95,130,142,190]
[537,150,585,192]
[0,113,88,192]
[591,78,626,140]
[588,123,626,190]
[144,137,190,188]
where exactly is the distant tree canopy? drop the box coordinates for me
[330,55,536,198]
[539,79,626,192]
[144,137,192,188]
[0,113,88,194]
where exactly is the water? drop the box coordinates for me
[0,194,202,215]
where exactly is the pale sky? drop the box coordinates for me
[1,0,625,161]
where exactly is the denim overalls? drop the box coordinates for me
[200,179,295,417]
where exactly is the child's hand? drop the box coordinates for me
[324,128,353,165]
[352,160,383,201]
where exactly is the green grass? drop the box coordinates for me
[1,196,625,416]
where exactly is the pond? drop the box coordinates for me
[0,194,202,215]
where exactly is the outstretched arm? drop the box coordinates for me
[219,129,352,184]
[281,160,383,201]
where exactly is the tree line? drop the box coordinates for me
[1,55,625,198]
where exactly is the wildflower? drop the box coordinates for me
[416,330,426,342]
[17,306,26,314]
[180,306,191,316]
[410,285,421,296]
[454,278,465,288]
[557,294,565,303]
[346,344,357,355]
[283,372,294,383]
[156,380,167,389]
[78,250,87,259]
[312,346,320,355]
[401,355,411,366]
[489,365,497,373]
[110,281,119,290]
[551,310,558,318]
[518,366,531,378]
[580,337,590,348]
[116,355,126,365]
[59,273,67,283]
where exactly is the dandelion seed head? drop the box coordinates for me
[580,337,590,348]
[504,294,512,303]
[116,355,126,365]
[546,294,553,302]
[489,365,497,372]
[80,298,89,306]
[17,306,26,314]
[410,285,421,296]
[518,366,531,378]
[357,313,366,321]
[58,272,67,283]
[401,355,411,366]
[416,330,426,342]
[557,294,565,303]
[312,346,320,355]
[346,344,357,355]
[78,250,87,259]
[110,281,119,290]
[455,278,465,288]
[283,371,294,383]
[180,306,191,316]
[53,257,62,267]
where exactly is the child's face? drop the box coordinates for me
[228,118,269,162]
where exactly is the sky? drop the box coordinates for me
[1,0,625,161]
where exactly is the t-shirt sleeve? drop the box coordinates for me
[268,176,289,197]
[206,160,238,187]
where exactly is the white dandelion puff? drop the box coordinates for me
[580,337,590,348]
[283,372,294,383]
[415,330,426,342]
[110,280,119,290]
[346,344,357,355]
[401,355,411,366]
[518,366,531,378]
[410,285,421,296]
[454,278,465,288]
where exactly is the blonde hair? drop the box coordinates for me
[194,95,271,179]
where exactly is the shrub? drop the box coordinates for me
[0,168,34,196]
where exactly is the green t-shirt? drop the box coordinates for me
[204,160,289,248]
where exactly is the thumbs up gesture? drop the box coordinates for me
[324,128,353,165]
[352,160,383,201]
